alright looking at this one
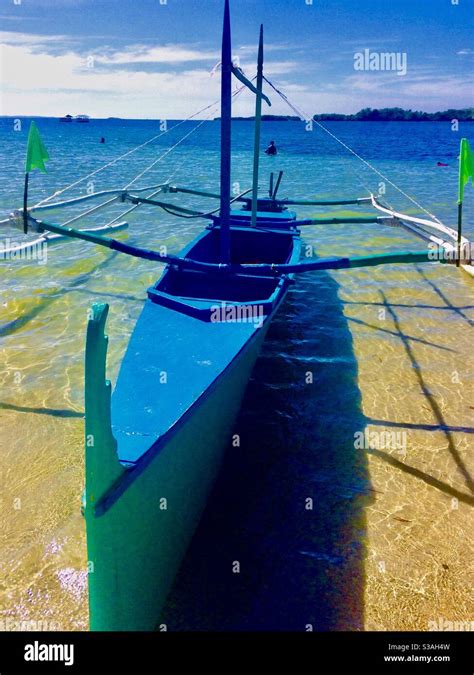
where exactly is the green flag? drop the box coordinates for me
[25,121,49,173]
[458,137,474,203]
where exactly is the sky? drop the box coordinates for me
[0,0,473,119]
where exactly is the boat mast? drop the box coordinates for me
[219,0,232,263]
[251,25,264,228]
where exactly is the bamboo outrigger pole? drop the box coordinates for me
[250,25,264,228]
[219,0,232,263]
[457,138,474,267]
[17,211,444,275]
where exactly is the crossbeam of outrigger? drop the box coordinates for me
[3,166,472,277]
[5,193,472,276]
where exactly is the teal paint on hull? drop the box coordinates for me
[85,306,270,630]
[85,216,300,630]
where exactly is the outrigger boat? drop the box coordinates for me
[2,0,473,631]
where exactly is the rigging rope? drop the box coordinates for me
[98,80,250,225]
[263,75,444,226]
[103,160,187,227]
[123,81,249,189]
[31,77,251,216]
[123,113,216,189]
[31,99,223,210]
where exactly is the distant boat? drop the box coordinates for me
[59,114,73,122]
[75,115,90,123]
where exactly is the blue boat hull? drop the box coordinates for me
[85,218,301,630]
[86,311,271,629]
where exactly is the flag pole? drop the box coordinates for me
[23,173,29,234]
[457,138,464,267]
[456,137,474,267]
[456,200,462,267]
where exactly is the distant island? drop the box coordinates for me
[314,107,474,121]
[219,107,474,122]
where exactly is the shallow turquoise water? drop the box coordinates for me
[0,118,473,630]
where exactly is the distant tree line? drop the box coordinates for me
[227,108,474,122]
[314,107,474,121]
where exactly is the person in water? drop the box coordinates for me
[100,137,105,144]
[265,140,277,155]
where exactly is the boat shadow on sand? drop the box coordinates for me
[161,269,374,631]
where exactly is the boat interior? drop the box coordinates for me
[153,226,298,305]
[187,227,295,265]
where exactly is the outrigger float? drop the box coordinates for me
[2,0,473,630]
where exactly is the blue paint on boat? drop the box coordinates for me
[111,218,301,469]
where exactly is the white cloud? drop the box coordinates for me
[264,60,299,75]
[98,44,219,65]
[0,30,70,45]
[236,59,299,76]
[1,31,472,119]
[0,35,302,118]
[345,70,474,93]
[325,71,474,112]
[237,42,295,54]
[0,42,224,118]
